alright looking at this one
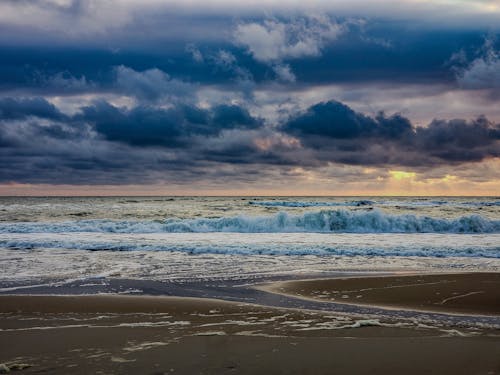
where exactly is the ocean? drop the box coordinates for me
[1,196,499,290]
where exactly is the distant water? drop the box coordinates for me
[1,196,499,286]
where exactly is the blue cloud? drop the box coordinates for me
[0,97,66,121]
[282,100,499,166]
[78,101,261,147]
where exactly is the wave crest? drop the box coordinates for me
[1,209,499,234]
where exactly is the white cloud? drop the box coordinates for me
[43,0,74,8]
[456,47,500,92]
[234,15,345,83]
[453,37,500,100]
[1,0,499,41]
[273,64,296,82]
[0,0,134,36]
[213,49,237,67]
[114,65,194,102]
[234,15,345,63]
[185,44,204,63]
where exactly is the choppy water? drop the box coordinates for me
[1,196,499,286]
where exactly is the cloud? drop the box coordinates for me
[0,0,137,43]
[415,117,500,162]
[0,2,498,191]
[455,41,500,95]
[211,104,259,129]
[234,15,344,63]
[234,15,345,82]
[272,64,296,83]
[114,65,195,102]
[1,0,500,45]
[210,50,251,82]
[0,97,265,184]
[0,21,490,98]
[283,100,500,166]
[0,95,262,150]
[185,43,204,63]
[0,97,66,121]
[205,50,256,99]
[284,101,414,140]
[45,71,93,91]
[77,100,262,147]
[0,94,498,188]
[212,49,237,67]
[210,49,254,82]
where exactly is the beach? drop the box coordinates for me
[2,0,500,370]
[1,272,500,374]
[261,272,500,316]
[1,196,500,373]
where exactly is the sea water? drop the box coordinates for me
[1,196,499,287]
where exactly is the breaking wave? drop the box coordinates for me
[1,209,499,234]
[2,238,499,258]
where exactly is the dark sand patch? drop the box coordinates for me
[261,272,500,316]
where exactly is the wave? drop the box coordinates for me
[249,199,500,208]
[1,209,499,234]
[392,200,500,207]
[249,200,374,208]
[462,201,500,207]
[2,238,498,258]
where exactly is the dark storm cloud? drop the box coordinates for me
[283,101,500,166]
[0,97,66,121]
[284,101,412,139]
[0,94,286,183]
[415,117,500,162]
[0,99,90,149]
[211,104,259,128]
[0,94,498,184]
[0,1,497,102]
[0,22,491,95]
[0,46,260,97]
[287,26,485,85]
[78,101,185,147]
[0,3,499,186]
[78,101,261,147]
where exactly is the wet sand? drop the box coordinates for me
[261,272,500,316]
[0,293,499,374]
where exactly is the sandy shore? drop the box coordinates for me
[0,274,499,374]
[260,272,500,316]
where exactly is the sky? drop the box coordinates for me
[0,0,499,195]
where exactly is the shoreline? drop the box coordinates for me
[1,272,500,374]
[2,272,500,321]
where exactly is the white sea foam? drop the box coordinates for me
[1,232,499,260]
[1,209,499,234]
[1,243,499,285]
[1,197,499,285]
